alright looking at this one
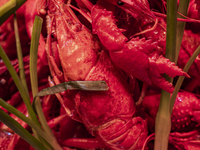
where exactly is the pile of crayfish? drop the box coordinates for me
[1,0,200,149]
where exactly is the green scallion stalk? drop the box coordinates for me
[14,12,29,95]
[30,16,63,150]
[154,0,177,150]
[0,0,27,25]
[0,108,48,150]
[170,45,200,114]
[0,45,40,124]
[29,15,53,149]
[0,98,57,149]
[175,0,190,64]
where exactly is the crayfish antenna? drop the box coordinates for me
[133,18,158,37]
[69,5,92,23]
[48,114,67,128]
[141,133,155,150]
[136,83,148,106]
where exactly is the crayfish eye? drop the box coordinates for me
[51,31,56,39]
[117,1,124,6]
[72,23,82,32]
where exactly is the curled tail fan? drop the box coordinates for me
[96,117,148,149]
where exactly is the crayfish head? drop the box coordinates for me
[46,3,100,81]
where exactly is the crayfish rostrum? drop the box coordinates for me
[1,0,200,149]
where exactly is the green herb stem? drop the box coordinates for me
[0,98,60,150]
[0,45,42,142]
[29,15,51,146]
[0,0,27,25]
[36,81,109,97]
[170,45,200,114]
[14,12,29,95]
[165,1,177,62]
[154,1,177,150]
[0,108,48,150]
[29,16,42,100]
[30,16,62,150]
[154,90,171,150]
[175,0,190,64]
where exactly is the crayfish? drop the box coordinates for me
[141,90,200,149]
[1,0,200,149]
[43,0,148,149]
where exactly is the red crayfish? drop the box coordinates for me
[41,0,148,149]
[141,91,200,150]
[87,0,189,93]
[2,0,200,149]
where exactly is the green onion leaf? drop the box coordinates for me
[0,45,40,127]
[175,0,190,64]
[29,15,52,149]
[30,16,62,150]
[170,45,200,113]
[0,98,60,150]
[0,0,27,25]
[0,108,48,150]
[155,0,177,150]
[36,81,109,97]
[14,12,29,95]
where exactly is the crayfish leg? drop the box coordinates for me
[48,76,77,119]
[25,0,48,65]
[74,51,136,127]
[48,114,67,129]
[62,138,107,149]
[46,15,65,82]
[136,82,148,106]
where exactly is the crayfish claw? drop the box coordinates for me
[148,55,189,93]
[155,55,190,78]
[152,77,174,93]
[149,59,174,93]
[128,37,158,55]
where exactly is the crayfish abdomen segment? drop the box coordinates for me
[74,52,147,149]
[96,117,147,149]
[75,52,135,127]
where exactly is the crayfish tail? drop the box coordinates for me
[96,117,148,150]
